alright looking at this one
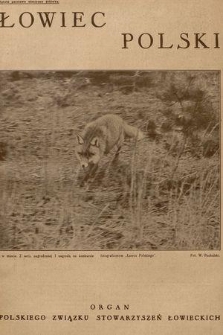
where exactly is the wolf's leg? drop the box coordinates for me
[114,132,124,159]
[78,169,91,187]
[89,163,99,176]
[78,164,98,187]
[111,146,121,166]
[115,145,122,156]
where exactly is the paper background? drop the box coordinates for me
[0,1,222,334]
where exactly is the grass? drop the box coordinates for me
[0,71,220,250]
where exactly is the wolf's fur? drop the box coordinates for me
[76,114,144,169]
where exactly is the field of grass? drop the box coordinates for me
[0,70,220,250]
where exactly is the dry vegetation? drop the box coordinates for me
[0,70,220,250]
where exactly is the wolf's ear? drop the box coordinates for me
[90,137,99,147]
[77,134,84,145]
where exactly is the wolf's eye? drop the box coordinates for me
[86,152,95,159]
[78,152,83,156]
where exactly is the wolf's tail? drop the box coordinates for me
[123,122,144,140]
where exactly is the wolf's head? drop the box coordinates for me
[75,135,101,169]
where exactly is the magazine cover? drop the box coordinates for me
[0,0,222,334]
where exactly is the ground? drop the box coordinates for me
[0,70,220,250]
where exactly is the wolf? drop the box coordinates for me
[75,114,144,171]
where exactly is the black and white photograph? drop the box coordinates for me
[0,70,220,251]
